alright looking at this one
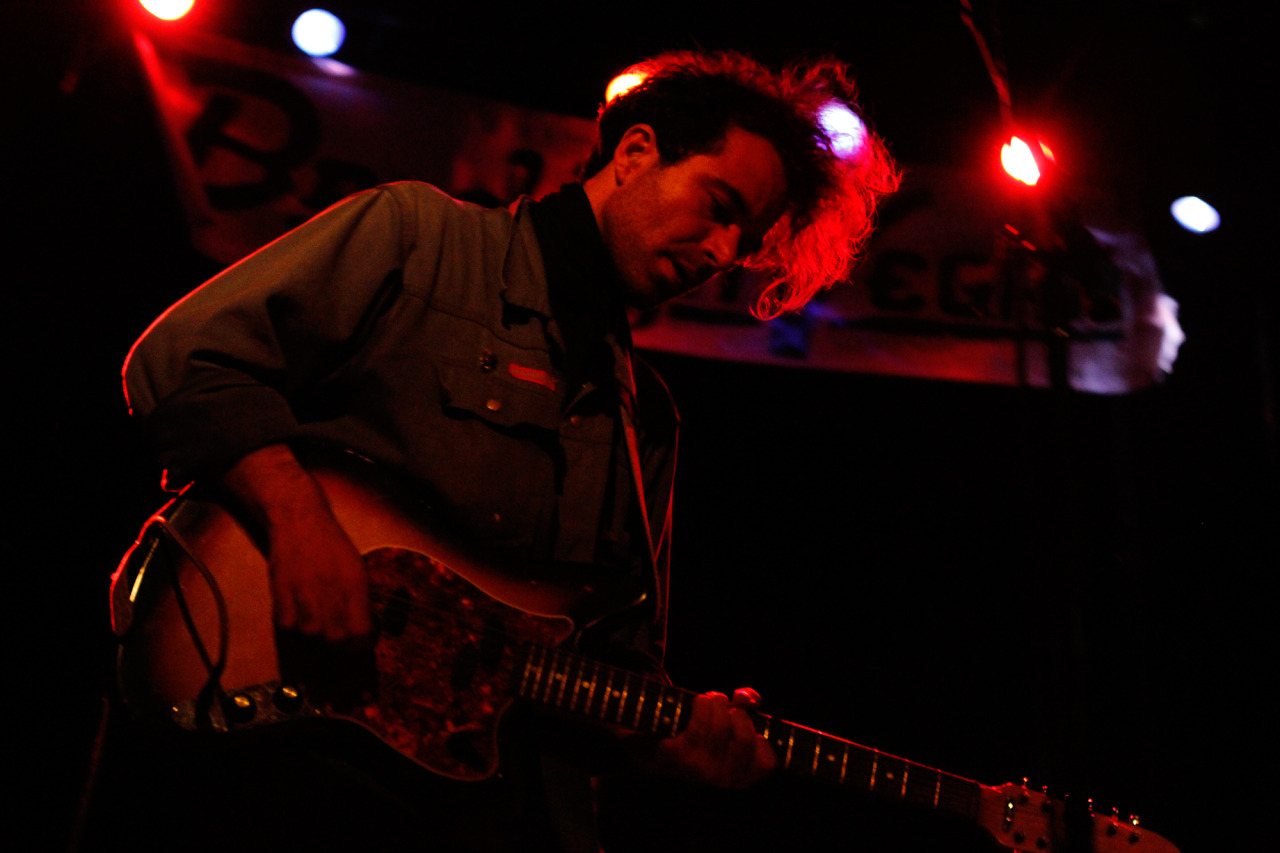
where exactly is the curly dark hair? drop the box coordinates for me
[586,51,900,318]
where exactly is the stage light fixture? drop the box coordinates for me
[1001,136,1041,186]
[1170,196,1221,234]
[140,0,194,20]
[292,9,346,58]
[818,101,867,161]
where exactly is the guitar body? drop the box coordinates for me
[111,455,594,780]
[110,453,1182,853]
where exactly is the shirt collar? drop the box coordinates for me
[526,184,633,395]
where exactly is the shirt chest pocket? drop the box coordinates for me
[436,329,563,433]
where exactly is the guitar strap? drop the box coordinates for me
[612,345,664,627]
[619,398,657,572]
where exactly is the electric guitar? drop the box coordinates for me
[111,453,1180,853]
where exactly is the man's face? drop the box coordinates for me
[599,125,788,309]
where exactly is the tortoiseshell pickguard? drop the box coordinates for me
[335,546,573,781]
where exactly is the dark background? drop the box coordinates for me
[10,1,1271,851]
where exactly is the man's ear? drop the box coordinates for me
[612,124,660,184]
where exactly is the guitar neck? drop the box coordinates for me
[514,644,982,822]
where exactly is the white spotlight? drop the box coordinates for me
[292,9,346,58]
[818,102,867,161]
[1171,196,1220,234]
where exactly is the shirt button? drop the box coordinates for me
[479,350,497,372]
[486,398,502,412]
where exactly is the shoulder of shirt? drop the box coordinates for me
[362,181,547,313]
[370,181,521,223]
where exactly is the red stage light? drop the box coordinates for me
[1001,136,1040,185]
[140,0,194,21]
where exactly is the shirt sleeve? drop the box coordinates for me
[122,185,419,486]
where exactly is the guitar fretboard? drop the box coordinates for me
[517,645,695,736]
[515,645,982,820]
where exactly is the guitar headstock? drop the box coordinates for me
[977,783,1181,853]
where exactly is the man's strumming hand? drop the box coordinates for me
[221,444,374,705]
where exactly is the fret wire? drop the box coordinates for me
[652,691,667,733]
[542,648,558,701]
[632,682,647,729]
[599,669,615,721]
[554,651,571,708]
[529,646,549,699]
[571,656,587,711]
[784,727,795,769]
[840,744,849,784]
[869,756,877,791]
[933,770,941,808]
[540,648,559,704]
[584,662,600,715]
[900,765,909,799]
[518,647,536,698]
[565,655,580,711]
[616,678,630,725]
[670,693,685,737]
[521,646,538,698]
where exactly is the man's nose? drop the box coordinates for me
[703,224,742,270]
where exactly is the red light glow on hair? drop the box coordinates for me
[605,72,648,104]
[595,52,899,318]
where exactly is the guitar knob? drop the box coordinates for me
[225,692,256,724]
[274,684,304,714]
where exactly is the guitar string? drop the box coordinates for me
[365,584,695,731]
[366,575,981,800]
[211,556,981,805]
[367,583,977,792]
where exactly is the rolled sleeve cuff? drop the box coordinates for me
[144,384,301,488]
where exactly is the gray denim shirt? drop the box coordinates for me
[124,181,676,659]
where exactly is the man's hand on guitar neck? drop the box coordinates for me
[635,688,777,788]
[221,445,375,705]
